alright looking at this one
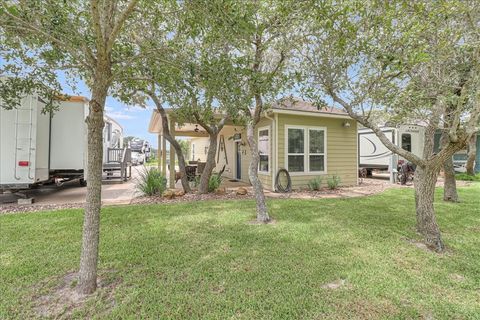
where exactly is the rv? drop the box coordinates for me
[129,138,151,162]
[359,124,476,175]
[358,124,425,175]
[0,94,50,189]
[0,94,127,191]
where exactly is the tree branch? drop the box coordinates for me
[106,0,140,52]
[328,88,425,165]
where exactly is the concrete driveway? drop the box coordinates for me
[0,166,141,206]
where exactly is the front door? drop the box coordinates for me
[236,142,241,180]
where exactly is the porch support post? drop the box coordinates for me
[162,135,167,177]
[157,134,162,171]
[169,118,176,188]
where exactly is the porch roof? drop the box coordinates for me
[148,109,240,137]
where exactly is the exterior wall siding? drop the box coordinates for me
[215,126,238,180]
[185,114,356,190]
[277,114,358,188]
[255,117,273,189]
[188,137,210,162]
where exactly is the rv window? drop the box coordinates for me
[402,134,412,152]
[105,122,112,142]
[258,128,270,173]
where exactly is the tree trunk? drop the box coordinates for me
[414,165,444,252]
[466,134,477,176]
[442,156,458,202]
[151,97,191,192]
[246,122,270,222]
[77,80,109,295]
[441,132,459,202]
[198,133,218,194]
[169,138,191,192]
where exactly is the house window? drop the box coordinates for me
[287,128,305,172]
[402,134,412,152]
[287,126,326,173]
[192,143,195,161]
[309,129,325,172]
[258,127,270,173]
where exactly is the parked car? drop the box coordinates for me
[131,152,145,166]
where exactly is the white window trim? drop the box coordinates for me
[285,125,327,175]
[257,126,271,175]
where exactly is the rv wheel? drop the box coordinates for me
[79,179,87,187]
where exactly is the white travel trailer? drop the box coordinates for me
[358,124,425,174]
[0,94,50,189]
[0,94,126,191]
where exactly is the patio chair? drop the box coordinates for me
[185,165,197,182]
[197,162,206,175]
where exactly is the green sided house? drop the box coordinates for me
[148,99,358,190]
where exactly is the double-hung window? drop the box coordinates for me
[309,129,325,172]
[287,128,305,172]
[258,127,270,173]
[286,126,326,173]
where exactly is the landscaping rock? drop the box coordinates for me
[163,190,175,199]
[215,187,226,195]
[17,198,35,205]
[174,189,185,197]
[236,187,248,195]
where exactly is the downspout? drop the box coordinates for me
[264,110,275,191]
[48,110,52,176]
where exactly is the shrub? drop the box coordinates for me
[327,175,341,190]
[136,166,167,196]
[208,174,222,192]
[307,177,323,191]
[455,173,480,181]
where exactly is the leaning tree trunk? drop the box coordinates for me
[153,101,191,193]
[78,80,109,295]
[163,136,191,193]
[246,122,270,222]
[414,165,444,252]
[198,133,218,194]
[466,134,477,176]
[441,132,459,202]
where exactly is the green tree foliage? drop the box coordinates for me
[0,0,164,294]
[300,0,480,251]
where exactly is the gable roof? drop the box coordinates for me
[270,98,350,118]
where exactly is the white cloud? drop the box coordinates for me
[125,104,155,112]
[107,111,136,120]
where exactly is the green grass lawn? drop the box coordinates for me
[1,184,479,319]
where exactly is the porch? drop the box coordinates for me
[148,110,252,189]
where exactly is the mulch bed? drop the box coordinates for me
[4,178,466,214]
[131,190,255,205]
[0,203,84,215]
